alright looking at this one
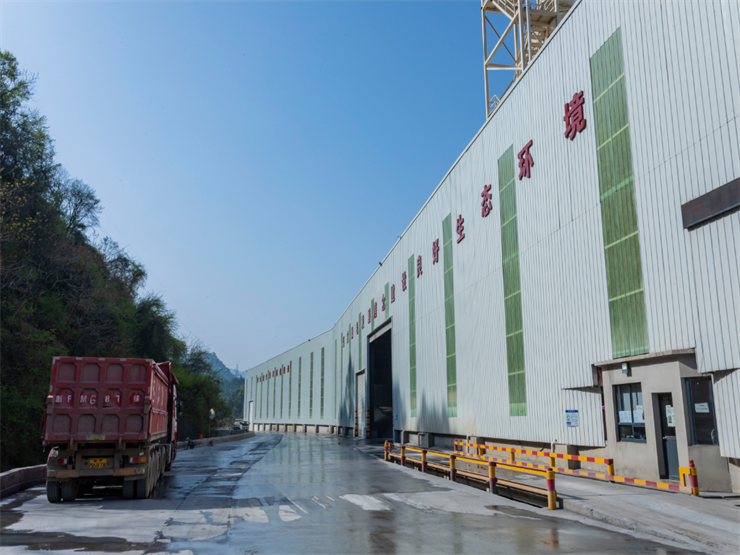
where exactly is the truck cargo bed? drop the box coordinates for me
[44,357,170,445]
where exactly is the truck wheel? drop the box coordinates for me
[61,480,78,502]
[122,480,135,499]
[136,477,148,499]
[46,481,61,503]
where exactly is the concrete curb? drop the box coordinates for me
[176,431,254,450]
[0,464,46,499]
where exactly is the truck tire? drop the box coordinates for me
[136,477,148,499]
[46,481,61,503]
[61,480,78,502]
[122,480,135,499]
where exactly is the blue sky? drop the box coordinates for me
[2,0,513,370]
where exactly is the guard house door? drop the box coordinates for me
[356,371,366,438]
[658,393,679,480]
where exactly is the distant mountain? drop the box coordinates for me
[205,352,243,381]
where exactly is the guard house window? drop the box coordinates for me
[615,384,646,442]
[685,378,718,445]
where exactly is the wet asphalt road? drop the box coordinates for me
[0,433,698,554]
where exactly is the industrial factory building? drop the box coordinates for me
[245,0,740,492]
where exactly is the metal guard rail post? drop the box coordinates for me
[455,440,699,496]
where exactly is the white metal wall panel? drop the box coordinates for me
[714,368,740,459]
[244,0,739,454]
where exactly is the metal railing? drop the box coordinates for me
[455,440,699,496]
[384,441,558,510]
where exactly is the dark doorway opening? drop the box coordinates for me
[368,325,393,439]
[657,393,679,480]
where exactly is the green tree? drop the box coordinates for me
[0,51,232,470]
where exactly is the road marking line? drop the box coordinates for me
[340,494,390,511]
[287,497,309,514]
[279,505,302,522]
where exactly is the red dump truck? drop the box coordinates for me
[43,357,181,502]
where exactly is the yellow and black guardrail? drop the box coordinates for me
[454,440,699,496]
[384,441,558,510]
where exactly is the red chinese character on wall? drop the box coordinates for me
[368,308,371,322]
[362,314,365,329]
[391,284,396,303]
[382,294,386,312]
[417,255,422,278]
[481,184,492,217]
[432,239,439,264]
[456,215,465,243]
[373,302,377,318]
[518,140,534,180]
[564,91,587,140]
[402,271,407,291]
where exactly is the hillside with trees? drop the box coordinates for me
[0,51,239,471]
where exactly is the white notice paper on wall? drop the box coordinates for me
[694,402,709,413]
[666,405,675,427]
[619,410,632,423]
[565,409,579,427]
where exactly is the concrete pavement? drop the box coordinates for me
[383,442,740,555]
[0,433,721,554]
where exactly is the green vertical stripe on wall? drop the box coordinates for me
[273,369,276,419]
[310,352,314,419]
[288,362,292,418]
[321,347,325,419]
[298,357,302,418]
[590,28,649,359]
[442,214,458,417]
[385,282,390,320]
[334,340,337,420]
[408,255,417,418]
[498,145,527,417]
[280,371,284,419]
[340,337,344,420]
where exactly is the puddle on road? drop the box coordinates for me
[0,530,160,553]
[0,436,282,552]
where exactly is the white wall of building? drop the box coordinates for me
[245,0,739,458]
